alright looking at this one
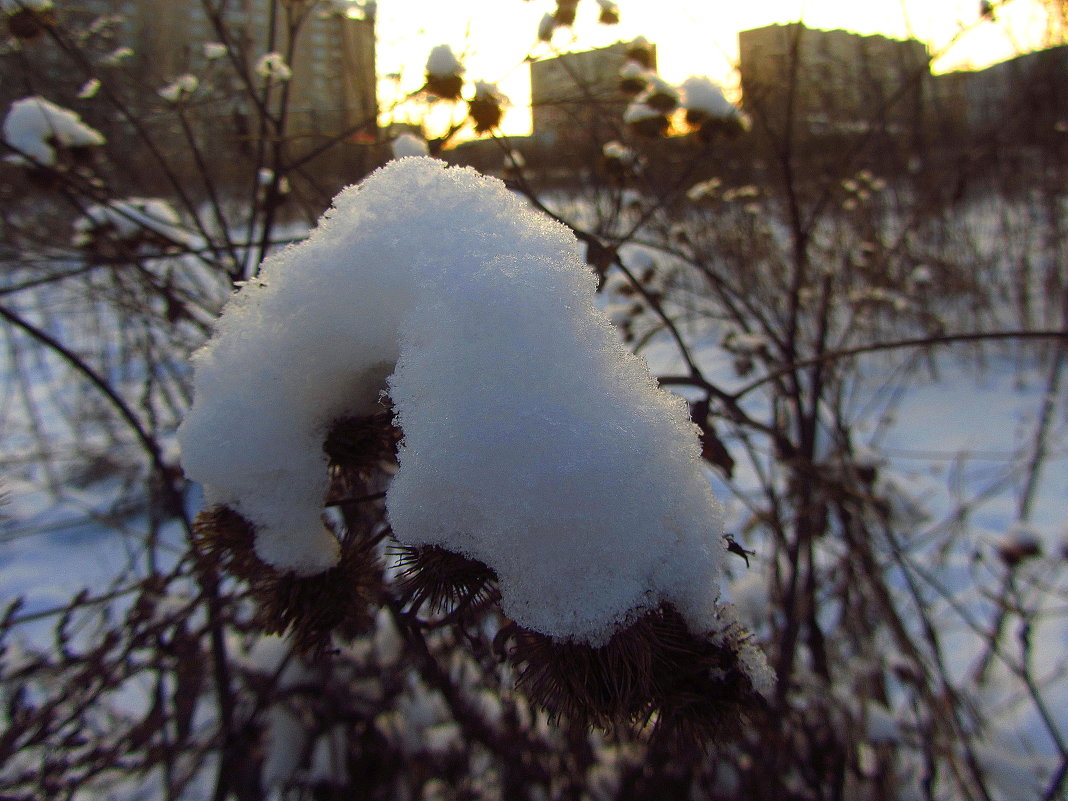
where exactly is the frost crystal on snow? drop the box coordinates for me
[179,158,729,644]
[2,96,105,166]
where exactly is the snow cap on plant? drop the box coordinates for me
[158,74,198,103]
[255,52,292,82]
[71,197,195,251]
[625,36,655,69]
[686,177,721,202]
[425,44,464,99]
[681,75,743,139]
[602,140,638,165]
[77,79,101,99]
[180,157,733,643]
[2,96,105,167]
[638,75,679,114]
[101,46,133,65]
[179,156,773,729]
[619,61,649,95]
[601,140,641,182]
[624,101,668,137]
[203,41,227,59]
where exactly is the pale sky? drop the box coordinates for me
[369,0,1056,135]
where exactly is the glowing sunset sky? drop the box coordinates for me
[370,0,1057,135]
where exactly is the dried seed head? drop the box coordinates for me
[323,411,400,475]
[193,506,382,654]
[193,505,263,583]
[393,544,498,616]
[6,7,56,41]
[507,603,768,743]
[996,537,1042,567]
[425,73,465,101]
[690,114,745,142]
[468,97,503,133]
[253,527,382,654]
[625,39,655,70]
[554,0,578,26]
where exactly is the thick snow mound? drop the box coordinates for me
[2,96,105,166]
[179,157,727,643]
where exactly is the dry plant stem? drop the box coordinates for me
[1017,341,1066,520]
[37,31,225,260]
[0,305,241,801]
[724,329,1068,400]
[0,263,101,296]
[1017,619,1068,759]
[252,6,305,271]
[384,597,552,786]
[173,104,241,275]
[882,527,995,801]
[3,327,62,495]
[512,178,780,442]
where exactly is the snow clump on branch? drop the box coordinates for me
[680,76,738,121]
[2,96,105,166]
[71,197,196,250]
[425,44,464,99]
[178,157,731,646]
[255,52,292,82]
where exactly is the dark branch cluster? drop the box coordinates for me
[193,505,382,655]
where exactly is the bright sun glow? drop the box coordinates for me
[372,0,1055,137]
